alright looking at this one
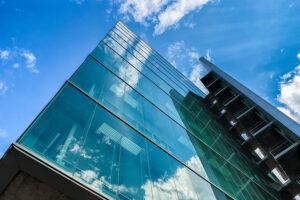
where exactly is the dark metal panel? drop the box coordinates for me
[200,57,300,138]
[0,144,109,200]
[0,146,19,194]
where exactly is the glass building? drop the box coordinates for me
[0,22,299,200]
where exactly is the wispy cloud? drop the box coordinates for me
[116,0,213,35]
[0,49,10,60]
[277,54,300,123]
[154,0,213,35]
[183,21,196,29]
[21,50,38,73]
[189,64,209,94]
[205,49,212,61]
[0,81,8,95]
[118,0,170,24]
[166,41,209,94]
[0,129,8,138]
[0,47,38,73]
[167,40,186,68]
[13,63,19,69]
[277,106,300,123]
[70,0,85,5]
[297,52,300,60]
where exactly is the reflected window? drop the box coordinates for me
[271,167,290,185]
[240,131,250,141]
[253,147,266,160]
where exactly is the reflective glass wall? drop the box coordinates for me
[18,22,281,200]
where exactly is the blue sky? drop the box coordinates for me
[0,0,300,157]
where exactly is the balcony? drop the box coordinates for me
[271,141,299,160]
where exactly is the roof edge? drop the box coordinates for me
[199,57,300,138]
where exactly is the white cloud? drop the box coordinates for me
[74,169,138,197]
[70,155,224,200]
[167,40,186,68]
[167,41,208,69]
[70,143,81,153]
[0,47,38,73]
[277,106,300,123]
[205,49,212,61]
[277,65,300,124]
[75,157,219,199]
[184,21,196,28]
[106,37,147,96]
[143,156,218,200]
[79,170,97,183]
[297,52,300,60]
[70,0,85,5]
[166,41,210,93]
[154,0,212,35]
[0,50,10,60]
[13,63,19,68]
[0,129,8,138]
[189,65,209,94]
[21,50,38,73]
[118,0,170,23]
[0,81,8,95]
[69,143,92,159]
[188,48,200,61]
[116,0,213,35]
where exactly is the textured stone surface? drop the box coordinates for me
[0,172,71,200]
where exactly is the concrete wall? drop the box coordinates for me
[0,172,71,200]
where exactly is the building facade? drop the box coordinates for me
[200,58,300,200]
[0,22,299,200]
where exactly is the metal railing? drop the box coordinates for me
[270,140,290,158]
[248,121,267,135]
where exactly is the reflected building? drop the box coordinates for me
[0,22,299,200]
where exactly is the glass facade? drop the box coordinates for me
[17,22,281,200]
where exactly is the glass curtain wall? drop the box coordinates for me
[18,22,280,200]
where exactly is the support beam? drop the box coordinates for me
[236,106,255,120]
[274,141,299,160]
[214,86,229,96]
[206,78,218,88]
[253,121,273,136]
[224,95,240,107]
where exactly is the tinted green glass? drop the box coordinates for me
[19,84,231,200]
[17,22,281,200]
[70,56,199,170]
[107,29,189,96]
[19,84,96,173]
[92,41,185,127]
[115,23,202,96]
[69,56,277,199]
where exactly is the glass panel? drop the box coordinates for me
[91,42,185,127]
[108,29,189,97]
[115,23,204,97]
[187,169,232,200]
[19,83,235,200]
[70,56,198,169]
[17,23,279,200]
[147,142,180,200]
[74,105,150,199]
[69,56,278,199]
[19,84,96,173]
